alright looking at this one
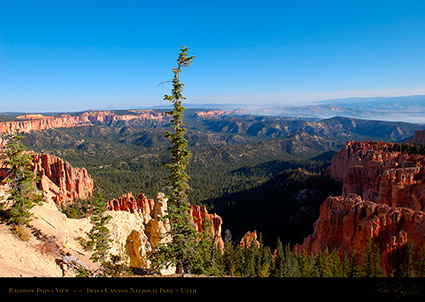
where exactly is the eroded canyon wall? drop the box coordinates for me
[0,110,166,135]
[1,152,94,204]
[298,139,425,273]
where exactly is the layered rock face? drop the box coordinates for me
[297,194,425,272]
[331,140,425,210]
[0,110,166,135]
[0,114,90,135]
[32,153,93,204]
[1,152,94,204]
[298,140,425,273]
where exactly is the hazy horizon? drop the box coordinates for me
[0,93,423,112]
[1,94,425,125]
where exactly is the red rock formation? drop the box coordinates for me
[298,140,425,274]
[1,152,93,204]
[106,192,154,214]
[106,192,225,251]
[331,140,399,181]
[0,114,91,135]
[239,230,260,249]
[331,140,425,211]
[0,109,235,136]
[0,110,166,135]
[296,194,425,273]
[190,204,224,251]
[31,153,94,204]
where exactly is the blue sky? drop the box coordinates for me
[1,0,425,112]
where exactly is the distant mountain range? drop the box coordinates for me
[2,94,425,124]
[225,95,425,124]
[138,94,425,124]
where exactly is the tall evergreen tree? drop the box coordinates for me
[256,233,272,277]
[363,237,374,277]
[271,238,285,277]
[233,244,245,276]
[1,132,43,240]
[85,192,131,277]
[397,239,415,277]
[341,252,350,277]
[415,243,425,277]
[347,248,361,277]
[242,238,259,276]
[222,230,237,276]
[317,248,332,277]
[362,236,385,277]
[296,250,314,277]
[86,193,113,264]
[329,249,343,277]
[372,242,384,277]
[284,243,298,277]
[259,245,273,277]
[149,45,200,274]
